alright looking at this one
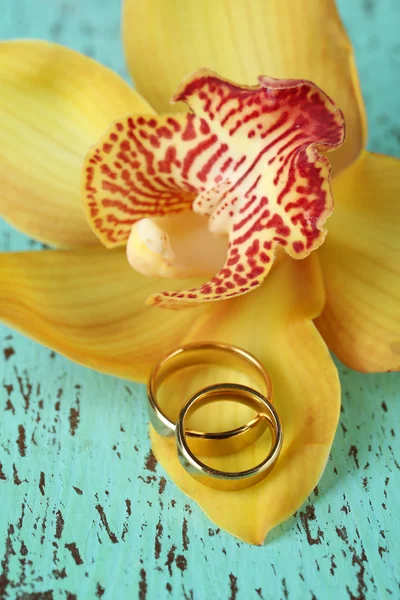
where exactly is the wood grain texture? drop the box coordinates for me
[0,0,399,598]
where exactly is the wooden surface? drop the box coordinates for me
[1,1,400,598]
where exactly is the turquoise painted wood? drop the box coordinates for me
[1,1,399,598]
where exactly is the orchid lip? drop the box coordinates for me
[83,69,345,307]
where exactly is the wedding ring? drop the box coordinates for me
[148,342,272,456]
[175,383,282,491]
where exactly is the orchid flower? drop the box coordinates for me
[0,0,399,545]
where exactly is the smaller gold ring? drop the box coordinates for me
[176,383,283,491]
[147,342,272,456]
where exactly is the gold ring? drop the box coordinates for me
[175,383,283,491]
[147,342,272,456]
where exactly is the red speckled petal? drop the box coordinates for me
[153,72,344,305]
[84,70,344,304]
[83,113,198,247]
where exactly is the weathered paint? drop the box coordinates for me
[1,0,400,598]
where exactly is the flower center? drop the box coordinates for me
[126,211,227,279]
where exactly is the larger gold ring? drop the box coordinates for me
[147,342,272,456]
[175,383,283,491]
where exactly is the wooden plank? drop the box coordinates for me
[0,0,399,597]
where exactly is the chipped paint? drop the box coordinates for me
[1,339,398,596]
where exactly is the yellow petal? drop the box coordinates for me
[151,254,341,544]
[123,0,366,174]
[0,248,206,381]
[84,70,344,306]
[316,151,400,372]
[0,40,153,247]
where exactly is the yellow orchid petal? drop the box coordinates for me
[84,70,344,306]
[151,254,341,544]
[0,248,206,381]
[123,0,366,174]
[316,151,400,372]
[0,40,153,247]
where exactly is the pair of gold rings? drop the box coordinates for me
[147,343,283,491]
